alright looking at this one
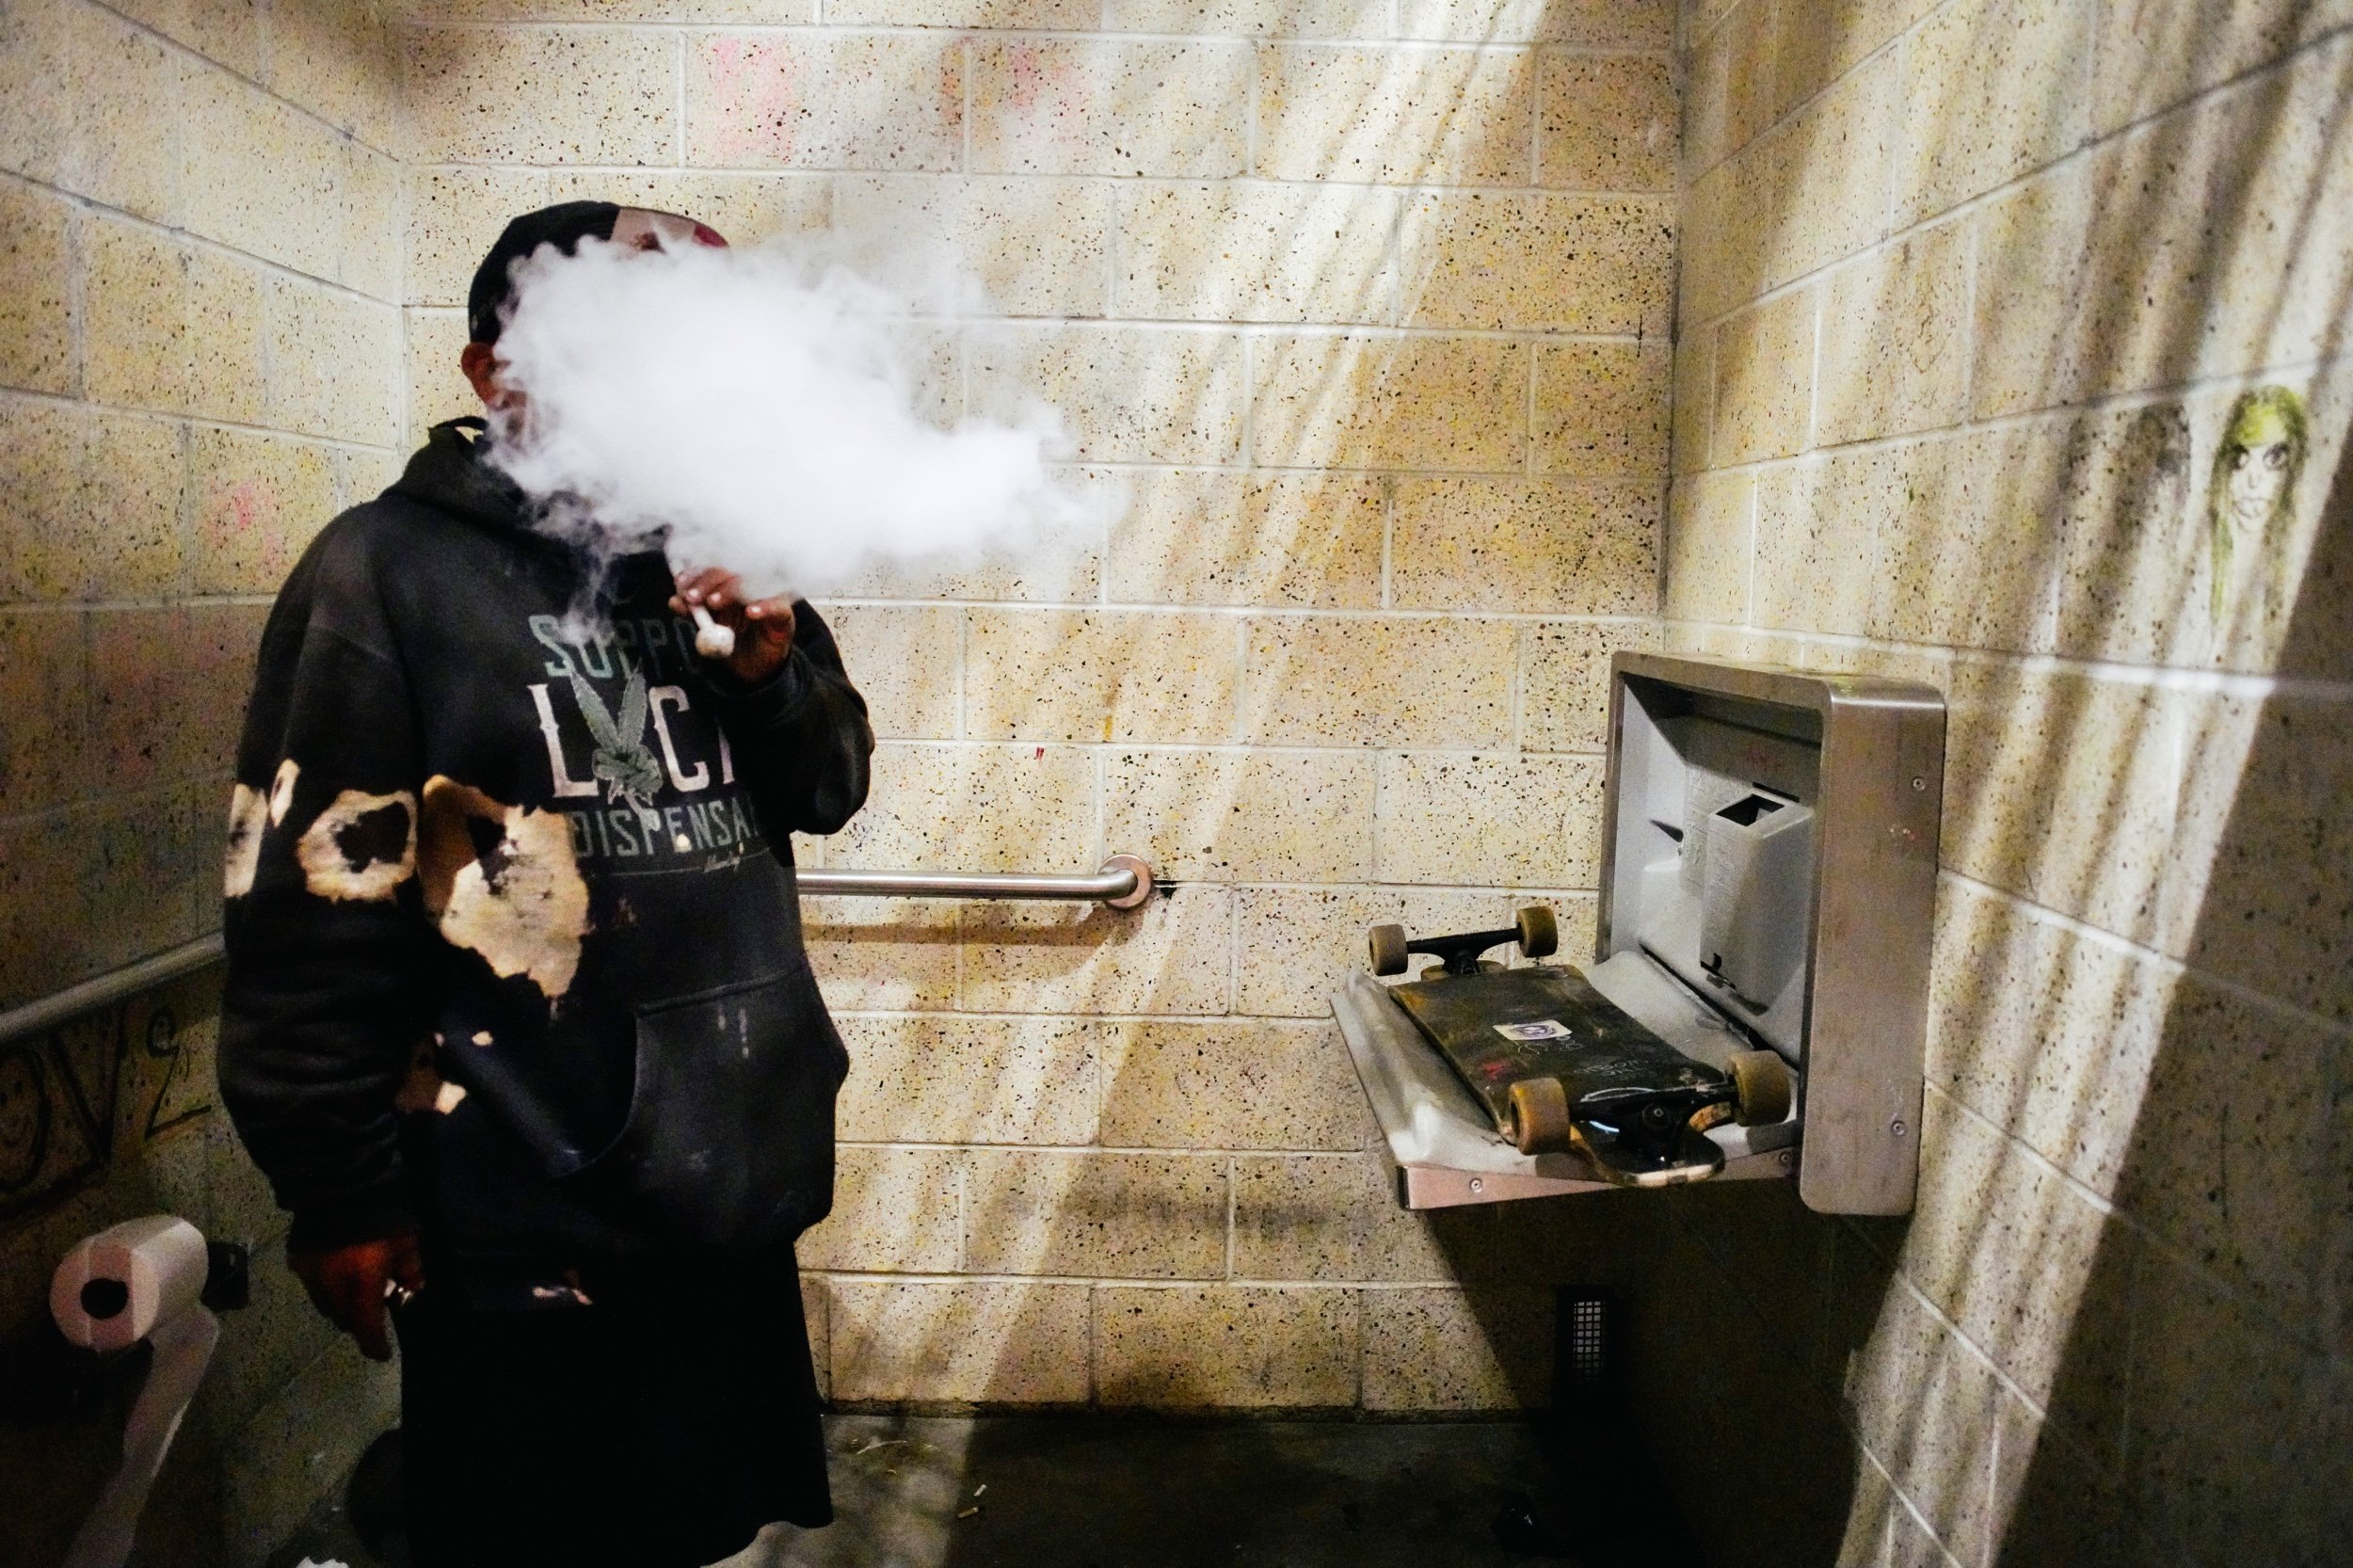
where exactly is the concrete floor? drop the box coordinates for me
[274,1413,1626,1567]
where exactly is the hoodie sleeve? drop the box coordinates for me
[706,600,875,838]
[217,521,437,1252]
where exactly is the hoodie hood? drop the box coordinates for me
[390,418,537,536]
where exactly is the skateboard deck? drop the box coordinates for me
[1386,963,1735,1187]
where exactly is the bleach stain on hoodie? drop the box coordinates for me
[418,775,591,1000]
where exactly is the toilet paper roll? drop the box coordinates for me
[50,1215,222,1568]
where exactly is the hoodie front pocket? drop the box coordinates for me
[572,965,847,1256]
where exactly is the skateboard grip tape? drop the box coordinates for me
[1507,1077,1575,1154]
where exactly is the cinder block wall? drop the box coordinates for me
[0,4,408,1565]
[1649,0,2353,1563]
[398,0,1682,1414]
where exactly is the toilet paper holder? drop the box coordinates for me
[0,1238,246,1424]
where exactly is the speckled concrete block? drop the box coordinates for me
[1104,471,1385,609]
[1840,1268,2007,1562]
[966,609,1241,744]
[0,180,75,395]
[970,38,1253,179]
[1683,3,1776,176]
[1400,0,1673,45]
[804,895,960,1012]
[1251,331,1526,471]
[1389,479,1657,615]
[1109,1,1391,35]
[0,400,186,602]
[1520,619,1660,752]
[1399,193,1675,335]
[835,742,1097,876]
[1939,659,2186,947]
[82,218,190,415]
[829,1279,1093,1404]
[970,324,1246,465]
[688,32,965,171]
[1897,1090,2131,1454]
[1815,220,1971,447]
[1670,336,1711,476]
[1361,1286,1551,1409]
[963,1149,1229,1279]
[189,426,338,596]
[1105,747,1376,883]
[1255,43,1533,186]
[962,883,1235,1016]
[179,59,346,283]
[799,1145,965,1273]
[823,603,961,741]
[184,248,271,427]
[1876,424,2060,652]
[1241,614,1515,747]
[826,0,1095,23]
[1659,471,1752,624]
[338,142,403,303]
[265,279,402,446]
[218,1337,401,1565]
[834,175,1107,318]
[264,0,402,152]
[1096,1017,1365,1150]
[1674,150,1769,325]
[405,165,555,307]
[0,0,181,224]
[1895,0,2091,226]
[1538,55,1676,191]
[1769,0,1941,120]
[2123,1250,2346,1560]
[109,0,264,79]
[2090,0,2327,135]
[2048,401,2203,667]
[1231,1154,1458,1282]
[405,25,679,165]
[1230,885,1508,1017]
[1374,752,1606,888]
[1096,1285,1360,1407]
[0,608,89,816]
[1711,284,1817,466]
[1761,50,1899,291]
[1751,443,1917,637]
[88,604,264,792]
[1114,180,1398,326]
[801,1271,830,1400]
[405,306,477,442]
[1532,341,1671,479]
[835,1013,1106,1145]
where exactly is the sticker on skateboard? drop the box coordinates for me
[1366,907,1791,1188]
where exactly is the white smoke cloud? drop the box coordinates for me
[485,234,1098,600]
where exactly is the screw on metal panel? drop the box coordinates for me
[1468,1177,1484,1194]
[1911,776,1927,791]
[1777,1151,1793,1168]
[1890,1118,1908,1137]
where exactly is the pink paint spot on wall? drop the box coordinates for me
[705,38,802,164]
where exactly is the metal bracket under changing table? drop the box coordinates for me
[1333,958,1799,1211]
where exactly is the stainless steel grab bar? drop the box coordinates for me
[0,856,1158,1046]
[797,855,1156,909]
[0,933,226,1048]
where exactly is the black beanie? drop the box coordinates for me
[466,200,621,345]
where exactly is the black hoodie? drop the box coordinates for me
[218,419,873,1282]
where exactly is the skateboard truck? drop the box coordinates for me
[1368,905,1557,977]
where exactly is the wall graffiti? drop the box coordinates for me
[0,989,216,1224]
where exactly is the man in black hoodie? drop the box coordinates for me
[217,202,873,1566]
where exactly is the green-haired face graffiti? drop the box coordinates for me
[2207,386,2309,626]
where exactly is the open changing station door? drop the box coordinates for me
[1332,653,1945,1217]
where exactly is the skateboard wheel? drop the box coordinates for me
[1513,904,1558,960]
[1727,1049,1793,1127]
[1367,922,1410,977]
[1507,1077,1574,1155]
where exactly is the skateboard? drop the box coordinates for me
[1367,908,1792,1188]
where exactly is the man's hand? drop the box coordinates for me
[290,1234,425,1362]
[670,568,796,685]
